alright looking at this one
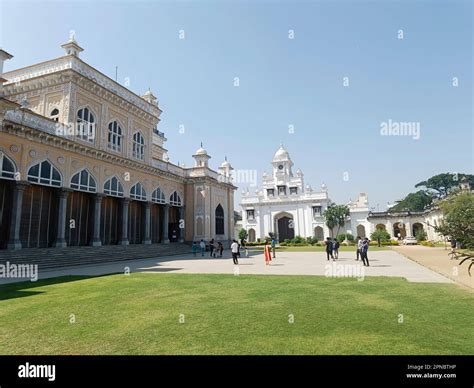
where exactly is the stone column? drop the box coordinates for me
[178,206,185,243]
[7,181,29,250]
[162,204,170,244]
[53,188,72,248]
[143,202,152,245]
[405,221,412,237]
[119,198,130,246]
[90,194,104,247]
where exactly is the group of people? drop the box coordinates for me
[356,236,370,266]
[324,237,341,260]
[192,239,224,258]
[325,236,370,266]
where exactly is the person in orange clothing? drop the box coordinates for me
[264,240,272,265]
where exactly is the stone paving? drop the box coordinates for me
[0,247,454,285]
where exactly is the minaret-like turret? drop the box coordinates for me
[61,33,84,57]
[192,142,211,168]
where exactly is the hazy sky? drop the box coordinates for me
[1,0,472,210]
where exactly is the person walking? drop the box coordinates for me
[209,238,215,257]
[231,239,239,265]
[192,241,197,257]
[199,239,206,257]
[325,237,334,261]
[264,240,272,265]
[356,236,363,261]
[218,241,224,257]
[361,238,370,266]
[333,239,340,260]
[271,237,276,259]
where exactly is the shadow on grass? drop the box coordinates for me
[0,274,113,301]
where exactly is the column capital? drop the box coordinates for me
[59,188,73,198]
[120,197,130,205]
[12,180,30,191]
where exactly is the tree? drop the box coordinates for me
[415,229,427,242]
[390,190,433,212]
[238,228,248,241]
[435,192,474,248]
[323,205,350,238]
[415,173,474,199]
[370,228,391,247]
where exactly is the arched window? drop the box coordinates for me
[27,160,61,187]
[130,182,146,201]
[132,132,145,160]
[70,169,97,192]
[104,176,124,197]
[0,151,16,180]
[76,107,96,143]
[50,108,60,122]
[169,191,182,206]
[215,204,224,235]
[152,187,166,204]
[108,121,122,152]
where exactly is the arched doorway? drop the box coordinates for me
[275,212,294,242]
[248,228,256,242]
[393,222,406,239]
[356,224,366,238]
[412,223,424,237]
[376,224,386,230]
[215,204,224,235]
[314,226,324,241]
[168,206,180,242]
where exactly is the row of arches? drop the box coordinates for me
[3,156,182,205]
[0,151,184,249]
[48,106,146,160]
[78,107,145,160]
[374,222,424,239]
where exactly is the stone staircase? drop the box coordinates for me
[0,243,192,271]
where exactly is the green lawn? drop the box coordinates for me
[0,273,472,355]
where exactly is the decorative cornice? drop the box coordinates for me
[3,55,161,119]
[2,115,185,184]
[2,110,237,191]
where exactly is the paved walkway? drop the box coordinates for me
[393,245,473,289]
[0,248,454,285]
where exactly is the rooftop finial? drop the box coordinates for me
[200,141,203,148]
[225,155,227,161]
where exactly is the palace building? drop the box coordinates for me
[240,144,372,242]
[240,145,462,243]
[0,38,236,250]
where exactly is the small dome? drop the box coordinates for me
[273,145,290,161]
[321,182,327,191]
[195,147,208,156]
[220,157,231,168]
[296,168,303,176]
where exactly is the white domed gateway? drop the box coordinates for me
[240,145,372,242]
[0,40,237,251]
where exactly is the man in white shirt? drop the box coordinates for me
[231,240,239,265]
[356,236,363,261]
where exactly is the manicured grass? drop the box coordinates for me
[251,245,389,252]
[0,273,472,355]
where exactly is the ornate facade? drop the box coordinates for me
[0,39,236,250]
[240,145,372,242]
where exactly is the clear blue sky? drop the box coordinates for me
[1,0,472,210]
